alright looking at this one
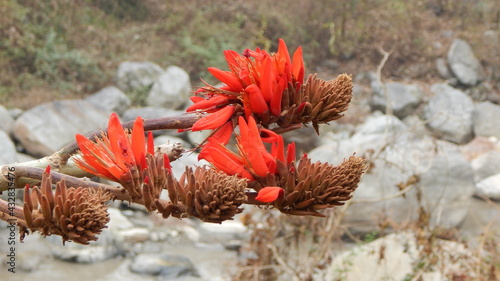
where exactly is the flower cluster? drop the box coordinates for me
[75,113,170,211]
[199,116,365,215]
[187,38,353,138]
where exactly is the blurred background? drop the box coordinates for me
[1,0,499,108]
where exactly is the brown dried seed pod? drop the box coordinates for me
[253,156,365,216]
[21,173,110,245]
[171,167,247,223]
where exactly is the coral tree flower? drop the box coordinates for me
[75,113,160,182]
[75,113,171,211]
[200,116,365,213]
[188,38,354,138]
[200,116,295,203]
[187,38,305,134]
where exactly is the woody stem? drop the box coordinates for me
[0,198,27,228]
[12,166,138,203]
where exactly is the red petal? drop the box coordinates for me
[271,135,285,163]
[131,117,145,166]
[270,79,285,116]
[186,95,231,112]
[255,186,284,203]
[245,84,269,114]
[107,113,134,166]
[147,131,154,155]
[208,67,242,92]
[191,105,236,131]
[292,46,305,85]
[286,142,296,165]
[163,154,171,172]
[277,39,292,68]
[260,129,280,143]
[211,121,234,145]
[260,56,275,102]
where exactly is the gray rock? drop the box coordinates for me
[423,83,474,144]
[310,128,475,230]
[0,105,14,135]
[197,220,247,243]
[7,107,24,119]
[13,100,109,157]
[466,83,500,103]
[460,136,497,161]
[355,112,408,136]
[115,61,164,92]
[0,130,16,165]
[370,82,424,119]
[326,232,477,281]
[447,38,484,86]
[475,174,500,200]
[85,86,131,115]
[436,57,452,79]
[146,66,191,110]
[471,151,500,182]
[473,101,500,138]
[130,253,198,279]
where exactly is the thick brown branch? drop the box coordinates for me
[0,198,27,228]
[11,166,137,203]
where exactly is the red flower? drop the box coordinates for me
[255,186,284,203]
[200,116,296,182]
[75,113,167,182]
[186,38,305,131]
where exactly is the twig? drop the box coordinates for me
[268,243,301,281]
[0,198,26,227]
[375,45,393,119]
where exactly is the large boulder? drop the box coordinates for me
[423,83,474,144]
[146,66,191,110]
[309,114,475,230]
[85,86,131,115]
[0,105,14,135]
[473,101,500,138]
[370,82,424,119]
[476,174,500,200]
[0,130,16,165]
[326,232,477,281]
[471,151,500,182]
[115,61,163,92]
[447,38,484,86]
[13,100,109,157]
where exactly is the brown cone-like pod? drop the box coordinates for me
[253,156,365,216]
[22,171,110,245]
[165,167,247,223]
[275,73,353,132]
[139,153,170,212]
